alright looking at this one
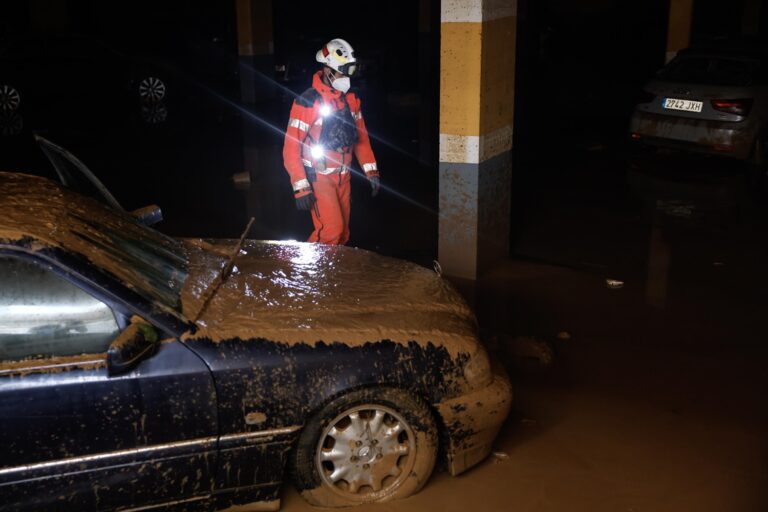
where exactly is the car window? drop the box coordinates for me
[67,210,188,311]
[660,56,759,86]
[0,256,119,362]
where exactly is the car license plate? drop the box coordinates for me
[663,98,703,113]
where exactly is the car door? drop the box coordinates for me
[0,254,218,511]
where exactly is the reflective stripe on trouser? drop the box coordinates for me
[308,172,351,245]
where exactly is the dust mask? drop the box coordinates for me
[331,76,351,93]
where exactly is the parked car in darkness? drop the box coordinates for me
[629,47,768,165]
[0,166,511,510]
[0,31,173,133]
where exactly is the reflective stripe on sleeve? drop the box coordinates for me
[352,111,363,121]
[292,179,311,191]
[363,163,378,172]
[302,159,312,167]
[289,118,310,132]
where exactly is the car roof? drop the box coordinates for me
[0,172,189,319]
[0,171,82,244]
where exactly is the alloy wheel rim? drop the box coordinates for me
[315,404,415,499]
[138,77,166,103]
[0,85,20,111]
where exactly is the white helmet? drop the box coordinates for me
[316,38,358,77]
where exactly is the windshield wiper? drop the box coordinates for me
[192,217,255,324]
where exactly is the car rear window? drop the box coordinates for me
[660,56,760,86]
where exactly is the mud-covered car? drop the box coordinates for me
[629,47,768,163]
[0,172,511,511]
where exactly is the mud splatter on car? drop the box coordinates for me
[0,172,511,510]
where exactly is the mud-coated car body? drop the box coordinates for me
[0,172,511,511]
[629,47,768,161]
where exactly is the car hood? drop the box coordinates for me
[180,240,479,356]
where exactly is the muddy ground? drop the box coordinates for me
[278,262,767,511]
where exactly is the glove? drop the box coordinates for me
[295,192,316,211]
[368,175,380,197]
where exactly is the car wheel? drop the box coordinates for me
[138,76,166,103]
[0,84,20,111]
[0,110,22,136]
[292,387,438,507]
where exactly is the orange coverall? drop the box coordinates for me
[282,70,379,245]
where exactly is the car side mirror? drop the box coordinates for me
[107,321,159,375]
[131,205,163,226]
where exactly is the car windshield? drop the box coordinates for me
[66,209,188,313]
[660,56,760,86]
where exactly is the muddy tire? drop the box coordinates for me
[291,387,438,507]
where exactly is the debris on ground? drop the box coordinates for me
[556,331,571,341]
[492,451,510,463]
[231,171,250,185]
[606,278,624,289]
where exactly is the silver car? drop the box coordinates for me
[629,48,768,163]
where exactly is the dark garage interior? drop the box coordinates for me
[1,1,767,510]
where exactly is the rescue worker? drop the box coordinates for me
[282,38,380,245]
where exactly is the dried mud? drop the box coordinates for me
[0,173,186,317]
[0,353,106,376]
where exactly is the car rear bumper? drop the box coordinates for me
[630,111,756,159]
[435,363,512,476]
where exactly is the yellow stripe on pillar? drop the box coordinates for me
[440,22,483,137]
[480,15,516,135]
[236,0,274,57]
[666,0,693,62]
[439,1,516,163]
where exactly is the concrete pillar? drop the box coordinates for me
[742,0,761,37]
[236,0,276,231]
[439,0,517,280]
[666,0,694,63]
[235,0,274,102]
[418,0,435,165]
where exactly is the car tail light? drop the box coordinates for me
[711,98,753,116]
[713,143,734,152]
